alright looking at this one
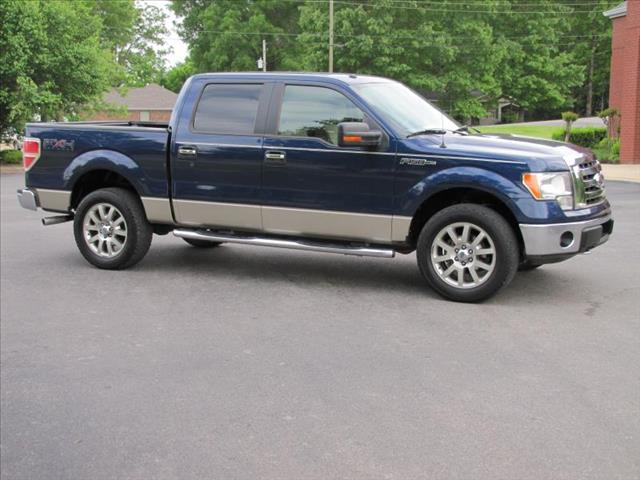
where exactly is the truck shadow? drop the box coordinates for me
[140,242,433,297]
[126,241,568,305]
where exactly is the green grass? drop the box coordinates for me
[477,124,562,140]
[0,149,22,165]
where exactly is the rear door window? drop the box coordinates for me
[193,84,262,134]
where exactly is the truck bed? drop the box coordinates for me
[24,121,170,200]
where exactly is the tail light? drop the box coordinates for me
[22,137,41,171]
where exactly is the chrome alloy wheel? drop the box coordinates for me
[83,203,127,258]
[430,222,496,289]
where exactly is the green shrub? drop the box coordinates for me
[501,110,519,124]
[0,149,22,165]
[592,137,620,164]
[611,139,620,156]
[551,127,607,148]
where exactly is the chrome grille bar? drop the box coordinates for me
[572,155,606,207]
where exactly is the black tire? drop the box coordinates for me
[518,260,542,271]
[416,204,519,302]
[73,187,153,270]
[182,238,223,248]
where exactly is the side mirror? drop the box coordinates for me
[338,122,382,148]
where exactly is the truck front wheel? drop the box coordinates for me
[73,187,153,270]
[416,204,519,302]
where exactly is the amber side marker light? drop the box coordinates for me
[343,135,363,142]
[522,172,542,199]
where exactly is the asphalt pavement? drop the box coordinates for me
[504,116,606,128]
[1,172,639,480]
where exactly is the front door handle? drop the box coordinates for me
[264,150,286,165]
[178,145,197,158]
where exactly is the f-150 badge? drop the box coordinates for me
[399,157,436,166]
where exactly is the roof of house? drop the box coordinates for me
[603,1,626,19]
[104,84,178,110]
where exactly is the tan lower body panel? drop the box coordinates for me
[262,206,393,243]
[391,216,412,242]
[36,189,71,211]
[164,199,413,244]
[173,199,262,230]
[141,197,174,224]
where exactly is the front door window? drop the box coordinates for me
[277,85,365,145]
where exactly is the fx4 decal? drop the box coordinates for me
[43,139,75,151]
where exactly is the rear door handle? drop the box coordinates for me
[264,150,286,165]
[178,145,197,158]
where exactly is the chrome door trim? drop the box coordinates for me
[184,141,263,149]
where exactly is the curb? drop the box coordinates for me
[601,164,640,183]
[0,165,23,174]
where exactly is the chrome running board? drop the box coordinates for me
[173,229,395,258]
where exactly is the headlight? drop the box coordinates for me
[522,172,574,210]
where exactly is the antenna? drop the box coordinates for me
[439,108,447,148]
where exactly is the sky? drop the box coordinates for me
[140,0,188,67]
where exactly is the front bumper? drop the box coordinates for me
[519,213,613,257]
[17,188,38,211]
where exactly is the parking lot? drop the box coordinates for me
[1,172,639,479]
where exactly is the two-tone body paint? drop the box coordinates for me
[25,125,169,197]
[23,73,611,248]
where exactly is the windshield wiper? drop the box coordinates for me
[454,125,481,134]
[406,128,449,138]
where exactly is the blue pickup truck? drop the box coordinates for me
[17,73,612,302]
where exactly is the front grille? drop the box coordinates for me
[574,156,606,207]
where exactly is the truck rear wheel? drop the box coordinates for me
[73,187,153,270]
[416,204,519,302]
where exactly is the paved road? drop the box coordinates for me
[504,116,605,128]
[1,173,639,480]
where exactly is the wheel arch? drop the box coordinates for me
[406,186,525,258]
[70,169,139,210]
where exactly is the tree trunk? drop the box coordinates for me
[586,38,597,117]
[564,121,572,142]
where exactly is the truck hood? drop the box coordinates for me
[404,133,592,171]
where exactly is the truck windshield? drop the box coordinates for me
[353,82,458,137]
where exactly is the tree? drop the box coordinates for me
[0,0,112,136]
[297,0,502,120]
[171,0,300,72]
[492,1,585,118]
[92,0,170,87]
[160,60,196,93]
[169,0,613,122]
[563,0,615,116]
[562,111,579,142]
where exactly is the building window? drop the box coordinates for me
[139,111,150,121]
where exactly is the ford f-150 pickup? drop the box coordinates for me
[17,73,613,302]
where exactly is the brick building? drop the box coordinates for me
[87,84,177,122]
[605,1,640,164]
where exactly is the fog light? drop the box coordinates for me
[560,231,574,248]
[556,195,574,211]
